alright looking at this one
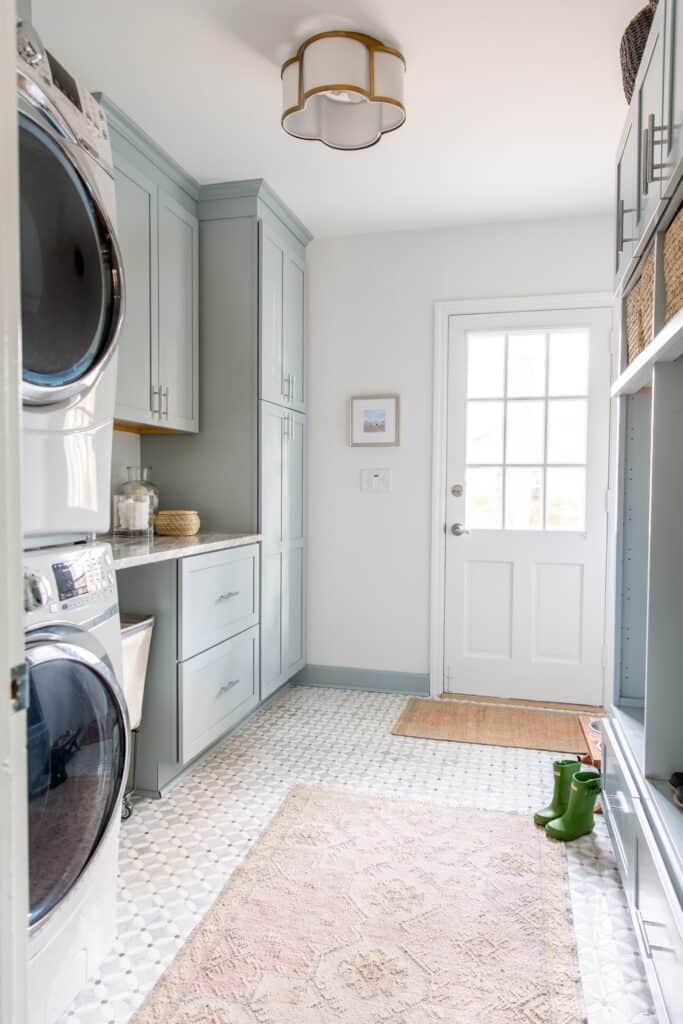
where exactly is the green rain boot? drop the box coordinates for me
[534,760,583,827]
[545,770,602,841]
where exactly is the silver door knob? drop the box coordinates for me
[451,523,468,537]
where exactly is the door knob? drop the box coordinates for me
[451,523,468,537]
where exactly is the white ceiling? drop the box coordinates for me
[32,0,636,238]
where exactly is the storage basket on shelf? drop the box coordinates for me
[154,509,201,537]
[664,206,683,324]
[620,0,659,103]
[625,246,656,364]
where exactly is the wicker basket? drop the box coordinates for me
[625,278,644,364]
[620,0,659,103]
[640,246,656,347]
[154,510,201,537]
[664,205,683,323]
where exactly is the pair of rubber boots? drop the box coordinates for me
[534,760,601,840]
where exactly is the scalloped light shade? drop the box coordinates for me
[281,31,406,150]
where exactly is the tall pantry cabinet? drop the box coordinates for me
[142,181,311,701]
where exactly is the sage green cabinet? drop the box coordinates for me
[112,154,158,426]
[157,192,199,431]
[260,401,306,699]
[102,97,199,432]
[616,114,639,282]
[663,0,683,196]
[635,9,666,233]
[259,218,306,412]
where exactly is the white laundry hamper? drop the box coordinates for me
[120,614,154,817]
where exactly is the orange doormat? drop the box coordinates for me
[392,697,590,754]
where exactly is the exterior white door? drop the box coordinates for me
[0,0,28,1020]
[443,306,611,705]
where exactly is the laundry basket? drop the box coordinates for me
[120,614,154,817]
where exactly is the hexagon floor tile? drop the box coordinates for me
[55,685,656,1024]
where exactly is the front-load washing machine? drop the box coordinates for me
[24,542,128,1024]
[17,22,125,549]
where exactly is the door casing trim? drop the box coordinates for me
[429,293,613,699]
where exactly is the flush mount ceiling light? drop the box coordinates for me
[281,31,406,150]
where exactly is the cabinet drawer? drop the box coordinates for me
[634,801,683,1024]
[602,720,639,890]
[180,626,259,763]
[179,544,259,660]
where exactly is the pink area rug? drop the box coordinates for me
[134,785,585,1023]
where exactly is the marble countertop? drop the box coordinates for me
[101,532,261,571]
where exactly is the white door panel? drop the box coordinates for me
[443,307,611,705]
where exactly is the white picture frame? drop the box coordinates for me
[348,394,400,447]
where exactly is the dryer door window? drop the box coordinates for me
[18,113,122,404]
[26,641,126,926]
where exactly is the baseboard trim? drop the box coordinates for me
[292,664,429,696]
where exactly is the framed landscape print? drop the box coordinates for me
[349,394,400,447]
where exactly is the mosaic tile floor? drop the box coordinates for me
[58,685,656,1024]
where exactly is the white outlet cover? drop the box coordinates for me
[360,468,392,493]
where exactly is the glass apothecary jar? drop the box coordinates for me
[112,466,159,537]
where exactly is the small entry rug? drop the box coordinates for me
[392,697,589,754]
[133,785,585,1024]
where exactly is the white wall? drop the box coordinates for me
[306,214,613,676]
[110,429,141,493]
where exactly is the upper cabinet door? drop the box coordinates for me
[663,0,683,195]
[157,191,199,433]
[259,224,285,406]
[636,8,666,233]
[615,114,639,285]
[112,154,159,425]
[283,253,305,412]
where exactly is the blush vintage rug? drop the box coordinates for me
[133,785,586,1024]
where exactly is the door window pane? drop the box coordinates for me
[548,330,589,396]
[546,468,586,531]
[505,467,543,529]
[507,333,546,397]
[466,467,503,529]
[547,399,587,464]
[467,333,505,398]
[466,401,504,464]
[505,400,545,464]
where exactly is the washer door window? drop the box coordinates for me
[19,112,123,406]
[26,634,126,926]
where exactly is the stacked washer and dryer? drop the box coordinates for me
[17,21,129,1024]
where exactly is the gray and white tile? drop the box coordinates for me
[57,685,656,1024]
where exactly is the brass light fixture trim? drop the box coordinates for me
[281,30,406,150]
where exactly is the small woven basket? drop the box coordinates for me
[625,278,644,364]
[620,0,659,103]
[154,510,201,537]
[664,205,683,323]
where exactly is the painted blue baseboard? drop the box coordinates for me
[292,664,429,696]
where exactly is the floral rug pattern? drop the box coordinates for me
[134,784,585,1024]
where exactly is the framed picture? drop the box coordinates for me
[348,394,400,447]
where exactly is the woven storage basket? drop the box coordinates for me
[154,510,200,537]
[640,246,656,347]
[625,278,644,364]
[664,206,683,323]
[620,0,659,103]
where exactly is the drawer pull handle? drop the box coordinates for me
[217,679,239,696]
[217,591,240,602]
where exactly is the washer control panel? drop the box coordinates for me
[24,544,116,616]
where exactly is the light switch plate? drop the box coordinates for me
[360,468,392,493]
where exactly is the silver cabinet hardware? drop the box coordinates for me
[643,115,668,193]
[642,125,650,194]
[450,484,464,497]
[217,591,240,602]
[162,385,169,419]
[451,523,469,537]
[151,386,161,416]
[282,412,293,441]
[617,199,637,252]
[290,374,296,403]
[283,374,291,400]
[217,679,239,696]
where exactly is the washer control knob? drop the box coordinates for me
[24,572,49,613]
[17,23,45,67]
